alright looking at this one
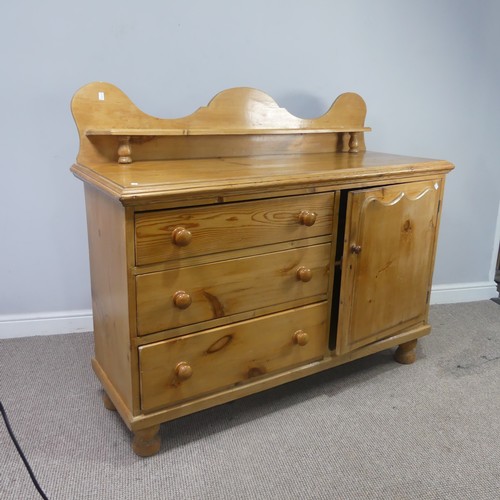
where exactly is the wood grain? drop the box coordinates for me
[139,303,328,412]
[71,152,453,206]
[71,84,454,456]
[336,179,442,354]
[84,185,134,411]
[129,323,431,431]
[136,243,331,335]
[71,83,369,164]
[135,193,335,266]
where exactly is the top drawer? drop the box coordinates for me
[135,193,336,266]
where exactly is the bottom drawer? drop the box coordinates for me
[139,302,328,412]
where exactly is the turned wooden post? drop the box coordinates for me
[132,425,161,457]
[117,136,132,164]
[349,132,359,153]
[394,339,418,364]
[341,132,351,152]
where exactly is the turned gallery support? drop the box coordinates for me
[117,135,132,164]
[394,339,418,364]
[340,132,359,153]
[349,132,359,153]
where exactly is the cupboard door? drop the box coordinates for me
[337,179,443,354]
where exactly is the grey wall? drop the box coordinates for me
[1,0,499,317]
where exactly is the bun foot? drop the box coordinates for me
[102,391,117,411]
[394,339,418,364]
[132,425,161,457]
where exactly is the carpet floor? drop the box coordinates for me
[1,301,499,499]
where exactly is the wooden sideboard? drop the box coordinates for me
[71,83,454,456]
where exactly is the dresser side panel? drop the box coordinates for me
[84,184,134,413]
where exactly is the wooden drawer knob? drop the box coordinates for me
[293,330,309,346]
[175,362,193,380]
[296,266,312,282]
[298,210,317,226]
[172,227,192,247]
[173,291,192,309]
[350,244,362,254]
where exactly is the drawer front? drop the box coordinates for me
[135,193,335,266]
[136,243,331,335]
[139,302,328,412]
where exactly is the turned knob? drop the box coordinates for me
[296,266,312,282]
[298,210,317,227]
[293,330,309,346]
[350,244,362,255]
[172,227,192,247]
[175,362,193,380]
[173,291,192,309]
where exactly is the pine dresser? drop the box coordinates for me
[70,83,454,456]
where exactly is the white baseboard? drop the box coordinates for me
[0,281,497,339]
[430,281,497,304]
[0,310,93,339]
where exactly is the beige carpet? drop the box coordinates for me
[1,301,499,500]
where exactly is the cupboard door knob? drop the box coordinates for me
[296,266,312,282]
[298,210,317,227]
[172,227,192,247]
[175,362,193,381]
[350,244,362,255]
[173,291,192,309]
[293,330,309,346]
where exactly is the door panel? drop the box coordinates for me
[337,180,442,354]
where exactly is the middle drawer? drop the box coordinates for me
[136,243,331,336]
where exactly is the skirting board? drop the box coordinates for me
[430,281,497,305]
[0,282,497,339]
[0,310,93,339]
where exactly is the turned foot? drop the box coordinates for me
[132,425,161,457]
[102,391,117,411]
[394,339,418,364]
